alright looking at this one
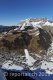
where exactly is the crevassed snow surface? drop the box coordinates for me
[2,60,23,70]
[24,49,36,66]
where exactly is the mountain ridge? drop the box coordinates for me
[0,18,52,55]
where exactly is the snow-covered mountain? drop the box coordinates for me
[1,18,53,75]
[14,18,53,31]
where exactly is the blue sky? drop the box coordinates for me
[0,0,53,26]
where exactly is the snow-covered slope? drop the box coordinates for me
[2,60,23,70]
[24,49,36,66]
[43,21,53,26]
[1,18,53,75]
[20,19,33,30]
[15,18,53,31]
[41,60,53,74]
[1,47,53,74]
[31,21,42,29]
[17,18,43,30]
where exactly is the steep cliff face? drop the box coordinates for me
[38,28,51,50]
[0,27,52,56]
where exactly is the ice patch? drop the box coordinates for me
[24,49,36,66]
[41,60,53,74]
[2,60,23,70]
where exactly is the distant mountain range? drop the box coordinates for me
[0,18,53,32]
[0,25,18,32]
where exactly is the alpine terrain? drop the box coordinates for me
[0,18,53,74]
